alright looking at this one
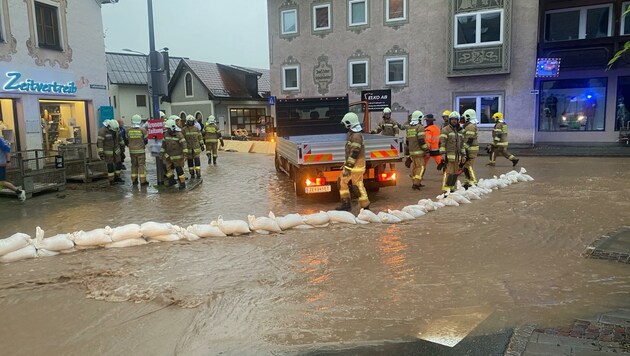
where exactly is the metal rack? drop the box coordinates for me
[58,143,108,182]
[2,149,66,198]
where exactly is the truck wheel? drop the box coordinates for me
[292,168,306,196]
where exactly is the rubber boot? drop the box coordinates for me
[511,158,519,167]
[166,177,177,187]
[195,169,201,178]
[412,184,421,190]
[207,155,212,164]
[213,157,217,165]
[114,176,124,183]
[179,176,186,190]
[335,198,351,211]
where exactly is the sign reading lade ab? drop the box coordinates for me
[2,71,77,96]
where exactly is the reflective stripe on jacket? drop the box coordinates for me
[203,124,222,143]
[127,127,147,155]
[439,125,465,161]
[97,126,122,155]
[493,121,509,146]
[344,131,365,170]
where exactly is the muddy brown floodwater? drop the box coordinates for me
[0,153,629,355]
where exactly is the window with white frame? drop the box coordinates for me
[349,0,368,27]
[386,0,406,22]
[313,4,331,31]
[282,65,300,91]
[385,57,406,85]
[621,2,630,35]
[349,60,368,87]
[545,5,612,42]
[281,9,298,35]
[185,73,193,97]
[455,9,503,48]
[455,94,502,126]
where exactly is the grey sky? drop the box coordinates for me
[101,0,270,69]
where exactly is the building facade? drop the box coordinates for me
[267,0,539,144]
[0,0,115,153]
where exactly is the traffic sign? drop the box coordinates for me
[268,96,276,105]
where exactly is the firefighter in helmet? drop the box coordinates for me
[439,111,466,195]
[97,119,124,185]
[373,107,400,171]
[488,112,519,167]
[183,114,204,178]
[161,116,189,189]
[461,109,479,188]
[126,114,149,186]
[403,110,428,190]
[337,112,370,211]
[203,115,224,165]
[441,110,452,128]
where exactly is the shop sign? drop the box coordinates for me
[361,89,392,111]
[147,119,164,140]
[1,70,77,96]
[89,84,107,90]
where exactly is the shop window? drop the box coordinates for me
[136,95,147,107]
[544,5,612,42]
[622,2,630,35]
[615,77,630,131]
[385,56,406,85]
[313,4,331,31]
[35,1,61,50]
[455,94,502,127]
[281,8,298,35]
[185,73,193,97]
[282,64,300,91]
[0,99,16,150]
[349,0,368,27]
[349,59,368,87]
[386,0,406,22]
[229,107,266,135]
[455,9,502,48]
[40,100,88,154]
[539,78,606,132]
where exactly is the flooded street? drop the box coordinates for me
[1,153,629,355]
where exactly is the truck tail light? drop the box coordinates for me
[378,172,397,182]
[305,177,326,186]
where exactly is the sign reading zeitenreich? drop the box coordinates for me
[147,119,164,140]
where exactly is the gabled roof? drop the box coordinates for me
[169,58,270,100]
[106,52,184,85]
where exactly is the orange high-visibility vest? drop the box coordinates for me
[424,124,440,151]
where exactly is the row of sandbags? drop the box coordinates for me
[0,168,534,263]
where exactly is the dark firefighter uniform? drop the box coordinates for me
[126,122,148,186]
[403,110,428,190]
[337,112,370,211]
[489,112,519,167]
[203,116,224,165]
[439,112,466,194]
[161,119,189,189]
[97,120,124,185]
[182,117,204,178]
[461,109,479,188]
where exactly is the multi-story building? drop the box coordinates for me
[267,0,538,144]
[0,0,116,153]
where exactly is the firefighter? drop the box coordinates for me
[126,114,149,186]
[423,114,442,173]
[183,115,204,178]
[203,115,224,165]
[439,111,466,195]
[373,107,400,171]
[488,112,519,167]
[403,110,428,190]
[337,112,370,211]
[161,116,189,189]
[441,110,451,128]
[461,109,479,189]
[97,119,124,185]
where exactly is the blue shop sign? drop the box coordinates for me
[1,71,77,96]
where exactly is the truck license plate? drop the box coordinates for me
[305,185,332,194]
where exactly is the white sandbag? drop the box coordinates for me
[463,191,481,200]
[326,210,357,224]
[105,238,148,248]
[433,201,446,209]
[148,234,180,242]
[293,224,315,230]
[59,248,77,254]
[254,229,270,235]
[71,228,113,246]
[76,245,102,250]
[357,208,381,223]
[274,213,306,230]
[356,219,370,225]
[188,224,226,238]
[140,222,177,237]
[111,224,143,242]
[180,230,200,241]
[37,249,60,257]
[522,174,534,181]
[212,217,250,236]
[303,211,330,226]
[449,193,471,204]
[402,206,426,218]
[34,233,74,251]
[0,245,37,263]
[0,232,31,256]
[388,209,415,221]
[377,212,401,224]
[440,197,459,206]
[417,199,436,212]
[405,204,428,213]
[247,214,282,233]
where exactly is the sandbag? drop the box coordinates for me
[34,233,74,251]
[440,197,459,206]
[37,249,60,257]
[0,232,31,256]
[111,224,143,242]
[448,193,471,204]
[388,209,415,221]
[248,214,282,233]
[180,230,200,241]
[105,238,148,248]
[417,199,436,212]
[377,212,401,224]
[71,228,112,246]
[292,224,314,229]
[274,213,306,230]
[357,208,381,223]
[187,224,226,238]
[140,222,177,237]
[303,211,330,226]
[327,210,357,224]
[147,234,180,242]
[402,206,426,218]
[405,204,428,213]
[211,217,250,236]
[355,219,370,225]
[0,245,37,263]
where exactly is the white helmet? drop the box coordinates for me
[159,111,166,119]
[131,114,142,125]
[207,115,216,124]
[448,111,461,125]
[462,109,478,124]
[105,119,119,130]
[383,107,392,114]
[341,112,362,132]
[410,110,424,125]
[165,116,180,131]
[185,114,195,124]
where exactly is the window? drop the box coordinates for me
[621,2,630,35]
[385,57,406,85]
[616,77,630,131]
[349,60,368,87]
[539,78,606,132]
[313,4,331,31]
[281,9,298,35]
[545,5,612,42]
[455,94,502,127]
[455,9,502,48]
[282,65,300,91]
[230,107,266,134]
[35,1,61,50]
[349,0,368,27]
[185,73,193,97]
[136,95,147,107]
[386,0,406,22]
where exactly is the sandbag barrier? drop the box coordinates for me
[0,168,534,263]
